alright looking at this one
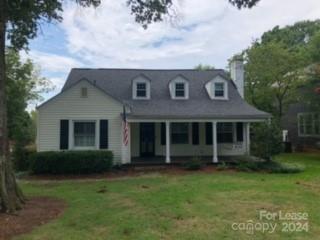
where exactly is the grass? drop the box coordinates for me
[16,153,320,240]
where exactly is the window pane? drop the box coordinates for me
[217,123,233,143]
[215,83,224,97]
[175,83,185,97]
[236,123,243,142]
[298,115,305,135]
[305,114,313,134]
[74,122,95,147]
[205,122,213,145]
[136,83,147,97]
[137,89,146,97]
[171,123,189,144]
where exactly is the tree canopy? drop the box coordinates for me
[260,20,320,51]
[6,48,50,145]
[244,20,320,121]
[194,64,215,71]
[301,32,320,110]
[245,41,305,120]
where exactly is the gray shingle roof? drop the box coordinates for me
[62,68,270,120]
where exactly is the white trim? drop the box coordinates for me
[166,121,171,163]
[169,76,189,100]
[71,120,98,150]
[246,122,250,155]
[205,75,229,100]
[132,76,151,100]
[212,121,218,163]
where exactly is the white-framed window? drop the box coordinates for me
[211,81,227,99]
[214,82,225,97]
[136,82,147,97]
[73,121,96,147]
[171,123,189,144]
[298,113,320,137]
[205,76,228,100]
[132,76,150,99]
[175,82,185,98]
[169,76,189,99]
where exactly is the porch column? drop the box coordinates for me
[212,121,218,163]
[165,121,171,164]
[246,122,250,155]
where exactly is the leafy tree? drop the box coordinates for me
[260,20,320,52]
[245,41,305,121]
[301,32,320,110]
[6,49,50,171]
[6,48,50,145]
[194,64,215,70]
[0,0,260,213]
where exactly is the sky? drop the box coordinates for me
[23,0,320,108]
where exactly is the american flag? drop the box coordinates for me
[123,106,129,146]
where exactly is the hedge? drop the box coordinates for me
[30,150,113,174]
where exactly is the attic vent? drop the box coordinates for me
[81,87,88,98]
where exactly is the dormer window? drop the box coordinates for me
[205,75,228,100]
[132,75,151,99]
[175,83,185,97]
[214,82,224,97]
[169,75,189,99]
[136,82,147,97]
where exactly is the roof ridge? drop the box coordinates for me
[71,68,225,71]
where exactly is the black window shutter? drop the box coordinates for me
[161,123,166,145]
[205,122,212,145]
[60,120,69,150]
[192,123,199,145]
[236,122,243,142]
[100,120,109,149]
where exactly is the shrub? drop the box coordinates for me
[251,121,283,160]
[266,162,305,174]
[13,144,36,171]
[235,160,304,174]
[30,150,113,174]
[184,156,204,170]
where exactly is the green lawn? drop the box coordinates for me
[17,153,320,240]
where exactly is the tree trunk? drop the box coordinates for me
[0,0,25,213]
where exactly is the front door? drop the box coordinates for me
[140,123,155,157]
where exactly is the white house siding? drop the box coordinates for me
[130,122,247,157]
[37,80,123,163]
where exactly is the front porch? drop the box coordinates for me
[121,120,252,164]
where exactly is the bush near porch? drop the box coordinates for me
[30,150,113,174]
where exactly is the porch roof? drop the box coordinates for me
[125,98,270,121]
